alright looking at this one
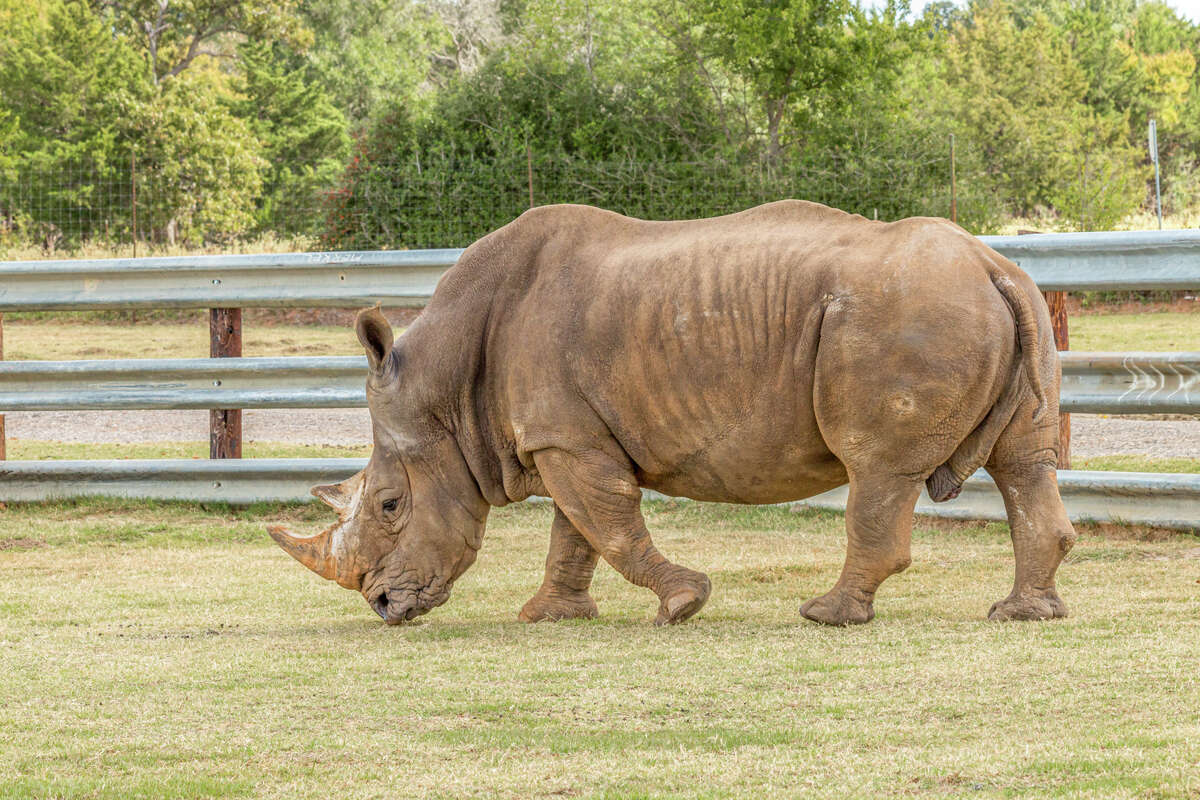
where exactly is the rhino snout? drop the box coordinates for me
[367,582,449,625]
[369,589,427,624]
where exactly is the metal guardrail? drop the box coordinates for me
[799,468,1200,531]
[3,352,1197,413]
[0,459,1195,529]
[981,229,1200,291]
[0,249,464,310]
[2,229,1199,312]
[1060,352,1200,414]
[1,233,1197,527]
[0,356,367,410]
[0,458,365,504]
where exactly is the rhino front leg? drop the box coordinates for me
[533,448,711,625]
[801,475,923,626]
[519,505,601,622]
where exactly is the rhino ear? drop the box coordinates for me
[356,305,395,375]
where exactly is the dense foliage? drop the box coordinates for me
[2,0,1199,250]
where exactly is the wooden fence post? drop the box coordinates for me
[209,308,242,459]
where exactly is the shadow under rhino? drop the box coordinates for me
[268,201,1076,627]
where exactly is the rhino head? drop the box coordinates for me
[268,307,489,624]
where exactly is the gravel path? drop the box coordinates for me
[4,410,1197,459]
[4,409,374,446]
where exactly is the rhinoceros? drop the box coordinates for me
[268,200,1076,626]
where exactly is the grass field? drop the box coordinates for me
[1,500,1198,799]
[1069,312,1200,351]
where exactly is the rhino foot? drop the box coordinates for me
[987,590,1068,622]
[800,588,875,626]
[518,590,599,623]
[654,573,712,626]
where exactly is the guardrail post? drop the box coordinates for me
[209,308,242,459]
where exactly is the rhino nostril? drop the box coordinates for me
[370,592,389,620]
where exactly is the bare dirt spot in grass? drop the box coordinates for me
[0,537,47,551]
[719,564,820,585]
[102,623,243,640]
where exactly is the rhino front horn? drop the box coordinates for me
[267,524,337,581]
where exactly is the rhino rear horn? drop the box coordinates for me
[310,471,363,516]
[311,482,350,512]
[356,305,395,375]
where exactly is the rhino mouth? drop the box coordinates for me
[369,589,433,624]
[366,580,451,625]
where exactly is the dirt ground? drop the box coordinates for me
[4,408,1197,459]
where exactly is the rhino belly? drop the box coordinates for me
[626,412,848,505]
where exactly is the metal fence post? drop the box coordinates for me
[209,308,242,459]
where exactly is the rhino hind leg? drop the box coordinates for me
[533,447,712,626]
[519,505,601,623]
[801,474,924,626]
[984,403,1076,622]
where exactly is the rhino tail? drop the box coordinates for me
[986,264,1049,424]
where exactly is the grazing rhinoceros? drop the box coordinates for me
[268,201,1076,626]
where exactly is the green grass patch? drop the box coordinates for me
[6,439,371,461]
[1068,311,1200,351]
[1073,454,1200,474]
[1,499,1198,798]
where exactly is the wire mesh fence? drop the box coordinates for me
[0,142,1003,255]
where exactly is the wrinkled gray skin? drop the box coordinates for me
[269,201,1076,626]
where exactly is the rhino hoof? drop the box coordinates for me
[987,591,1068,621]
[654,575,711,626]
[518,591,599,623]
[800,589,875,626]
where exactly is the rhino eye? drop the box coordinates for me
[381,498,399,514]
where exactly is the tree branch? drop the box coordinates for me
[162,25,235,80]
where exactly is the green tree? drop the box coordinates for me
[0,0,151,242]
[231,41,350,233]
[946,1,1082,211]
[684,0,861,162]
[131,71,264,243]
[296,0,450,127]
[97,0,310,84]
